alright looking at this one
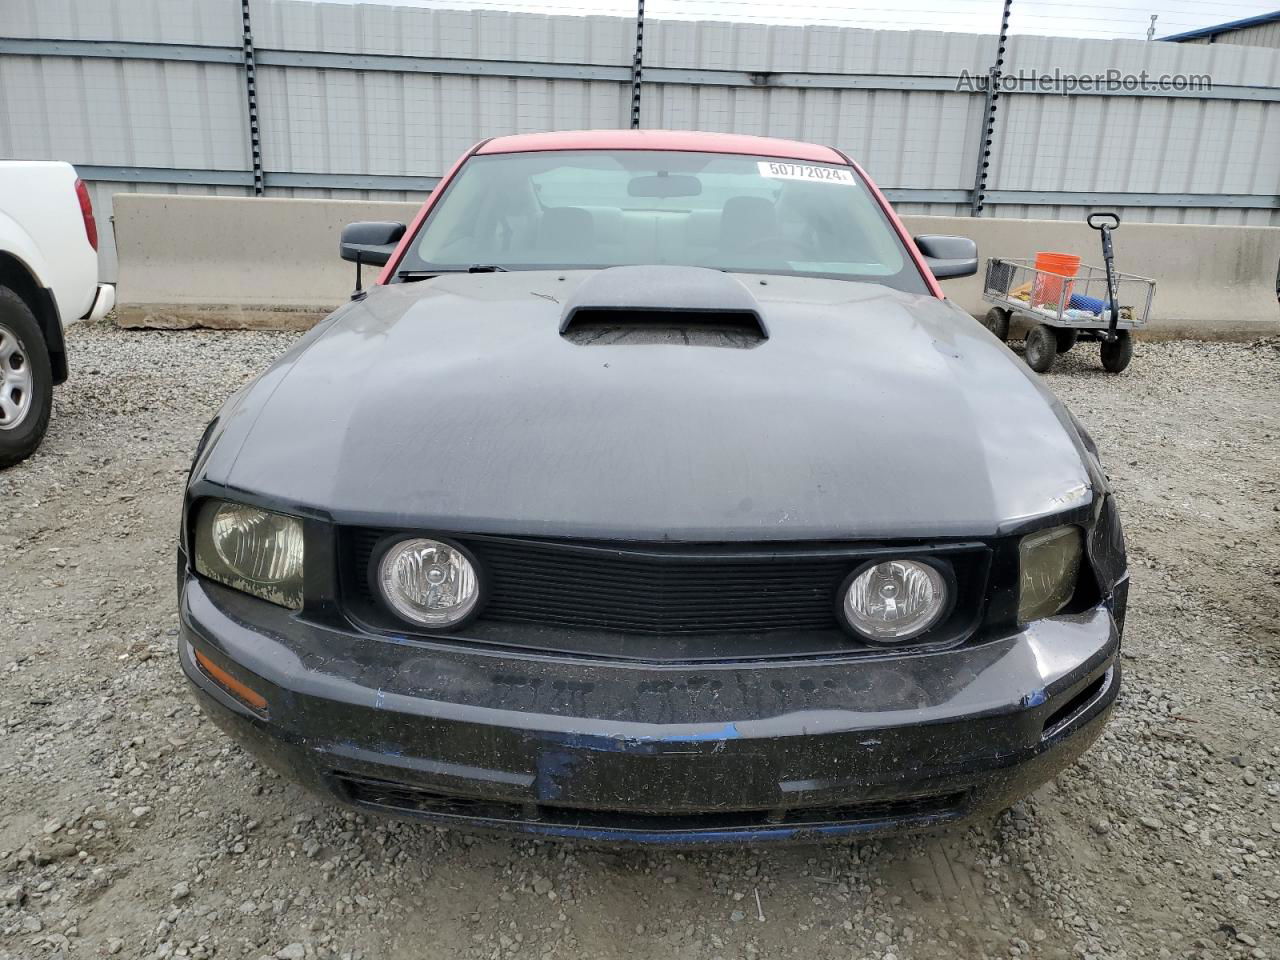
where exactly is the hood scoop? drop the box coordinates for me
[559,265,768,347]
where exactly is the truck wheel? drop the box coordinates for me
[0,286,53,468]
[982,307,1011,341]
[1024,324,1058,373]
[1100,330,1133,373]
[1055,329,1078,352]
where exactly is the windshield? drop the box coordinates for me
[397,149,928,293]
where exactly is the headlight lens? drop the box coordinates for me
[378,538,480,628]
[194,500,305,609]
[1018,525,1082,622]
[841,559,949,642]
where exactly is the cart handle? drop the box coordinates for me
[1087,211,1120,231]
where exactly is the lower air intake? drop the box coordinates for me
[336,773,968,832]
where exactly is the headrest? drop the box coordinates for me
[720,196,778,249]
[539,206,594,248]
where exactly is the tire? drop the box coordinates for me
[1055,328,1078,352]
[982,307,1011,341]
[0,286,53,468]
[1024,324,1058,373]
[1100,330,1134,373]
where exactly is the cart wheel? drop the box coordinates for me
[982,307,1011,341]
[1024,324,1058,373]
[1100,330,1133,373]
[1055,329,1078,352]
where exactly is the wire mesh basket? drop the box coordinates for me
[982,258,1154,330]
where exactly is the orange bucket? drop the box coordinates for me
[1032,252,1081,307]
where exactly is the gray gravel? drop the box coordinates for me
[1,321,1278,960]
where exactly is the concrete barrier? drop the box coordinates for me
[113,194,418,329]
[114,194,1280,338]
[902,215,1280,341]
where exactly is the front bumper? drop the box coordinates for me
[180,575,1120,845]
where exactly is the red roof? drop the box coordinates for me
[477,129,845,163]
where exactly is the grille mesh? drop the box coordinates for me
[345,529,989,640]
[476,541,849,633]
[346,530,854,634]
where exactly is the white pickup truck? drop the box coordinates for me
[0,161,114,466]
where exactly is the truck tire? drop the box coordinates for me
[1024,324,1058,373]
[1100,330,1133,373]
[0,285,53,468]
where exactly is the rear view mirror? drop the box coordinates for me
[628,174,702,199]
[340,221,406,267]
[914,234,978,280]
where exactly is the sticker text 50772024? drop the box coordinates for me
[757,161,858,185]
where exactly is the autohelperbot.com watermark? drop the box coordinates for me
[957,68,1212,95]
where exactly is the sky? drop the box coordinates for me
[359,0,1280,41]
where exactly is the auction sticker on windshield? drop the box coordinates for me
[757,161,858,184]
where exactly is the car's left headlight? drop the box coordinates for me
[1018,525,1082,622]
[193,499,305,609]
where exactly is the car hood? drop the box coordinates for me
[204,270,1094,540]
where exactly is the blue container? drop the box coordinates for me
[1068,292,1106,314]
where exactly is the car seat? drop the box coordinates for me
[537,207,595,261]
[719,196,779,255]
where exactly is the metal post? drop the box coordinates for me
[630,0,644,129]
[969,0,1012,216]
[1146,15,1158,41]
[240,0,265,196]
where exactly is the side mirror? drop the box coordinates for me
[914,234,978,280]
[339,221,406,267]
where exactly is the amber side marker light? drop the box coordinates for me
[194,650,269,713]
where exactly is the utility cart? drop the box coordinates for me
[980,213,1155,373]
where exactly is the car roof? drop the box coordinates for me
[476,129,846,163]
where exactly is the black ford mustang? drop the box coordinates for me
[177,130,1127,845]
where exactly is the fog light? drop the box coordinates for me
[841,559,949,642]
[378,538,480,628]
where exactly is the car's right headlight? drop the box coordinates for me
[1018,525,1083,622]
[193,499,305,609]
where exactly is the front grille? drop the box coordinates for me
[336,773,967,832]
[476,540,850,633]
[342,529,990,641]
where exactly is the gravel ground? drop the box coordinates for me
[1,321,1278,960]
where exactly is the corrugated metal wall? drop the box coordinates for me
[1177,20,1280,49]
[990,33,1280,227]
[2,0,1278,280]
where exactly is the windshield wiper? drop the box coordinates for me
[398,264,509,279]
